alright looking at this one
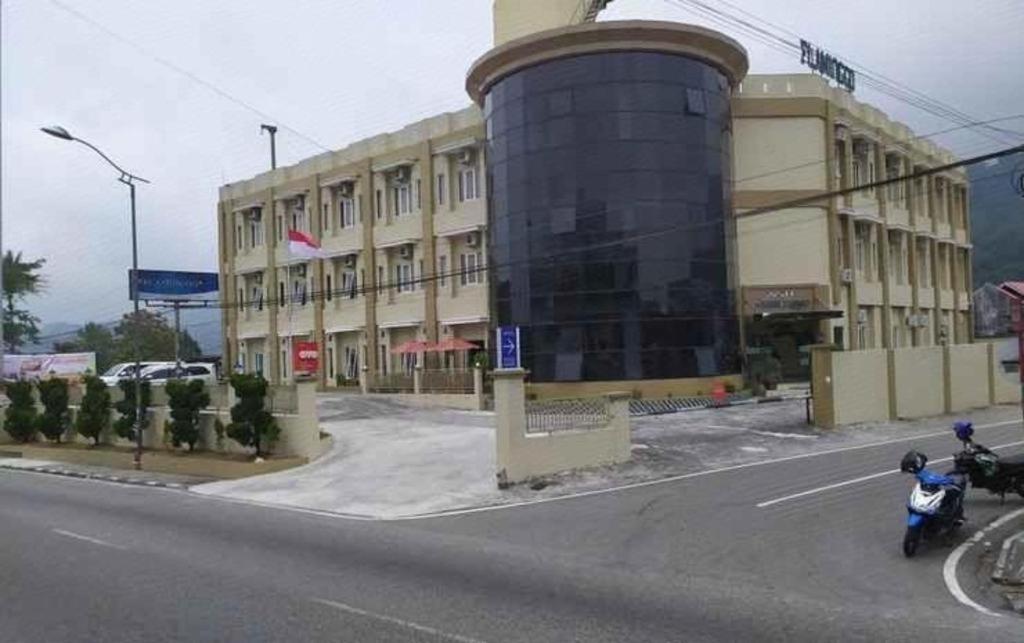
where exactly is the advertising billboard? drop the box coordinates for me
[129,269,219,302]
[292,341,319,376]
[2,352,96,380]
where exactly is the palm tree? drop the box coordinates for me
[2,251,47,352]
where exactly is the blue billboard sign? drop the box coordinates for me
[129,270,219,302]
[497,326,521,370]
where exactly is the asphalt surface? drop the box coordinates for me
[4,419,1024,642]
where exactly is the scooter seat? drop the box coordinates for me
[999,453,1024,471]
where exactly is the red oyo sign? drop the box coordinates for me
[293,341,319,375]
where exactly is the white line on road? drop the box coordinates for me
[52,528,126,550]
[756,439,1024,508]
[705,425,819,440]
[312,598,487,643]
[190,419,1021,522]
[943,506,1024,618]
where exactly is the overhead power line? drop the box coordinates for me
[662,0,1023,148]
[46,0,331,153]
[217,144,1023,312]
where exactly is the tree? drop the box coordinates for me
[2,251,46,352]
[113,379,151,441]
[36,378,71,443]
[54,323,117,374]
[226,373,279,457]
[76,376,110,445]
[3,380,38,443]
[112,310,201,364]
[165,379,210,451]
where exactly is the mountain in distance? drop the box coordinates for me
[25,308,222,356]
[969,152,1024,288]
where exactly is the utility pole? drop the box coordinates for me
[260,124,278,170]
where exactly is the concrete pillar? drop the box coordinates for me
[413,365,423,395]
[360,366,370,395]
[810,345,835,429]
[473,366,485,411]
[942,343,952,414]
[493,368,528,488]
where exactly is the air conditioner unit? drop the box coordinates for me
[394,166,411,184]
[857,309,868,324]
[399,244,413,259]
[466,231,481,248]
[457,148,475,165]
[344,253,357,268]
[840,268,854,284]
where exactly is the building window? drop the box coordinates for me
[237,287,244,312]
[377,266,384,294]
[322,203,330,234]
[339,197,355,228]
[290,197,306,232]
[236,223,243,251]
[281,348,288,380]
[685,88,706,115]
[438,255,447,287]
[327,346,335,380]
[278,281,285,307]
[394,184,412,216]
[854,224,867,274]
[415,179,422,210]
[341,270,357,299]
[254,352,264,376]
[458,166,479,202]
[276,215,284,241]
[395,264,413,293]
[379,344,388,375]
[375,189,383,220]
[239,348,245,373]
[437,174,446,205]
[325,273,333,301]
[460,252,483,285]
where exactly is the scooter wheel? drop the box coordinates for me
[903,526,922,558]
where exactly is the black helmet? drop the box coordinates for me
[900,450,928,474]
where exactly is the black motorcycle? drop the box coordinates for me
[952,421,1024,499]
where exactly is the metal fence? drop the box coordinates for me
[370,373,415,393]
[421,369,474,394]
[525,397,612,434]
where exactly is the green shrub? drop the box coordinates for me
[4,380,38,443]
[36,378,70,442]
[165,379,210,451]
[113,379,151,441]
[226,374,279,457]
[76,376,110,445]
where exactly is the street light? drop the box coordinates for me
[41,125,150,470]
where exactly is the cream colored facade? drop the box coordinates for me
[218,71,975,389]
[735,73,974,355]
[219,107,490,386]
[492,0,613,46]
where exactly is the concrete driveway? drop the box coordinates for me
[193,395,500,518]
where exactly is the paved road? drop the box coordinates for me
[3,419,1024,642]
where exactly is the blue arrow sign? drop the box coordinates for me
[497,326,520,370]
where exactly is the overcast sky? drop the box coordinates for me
[3,0,1022,333]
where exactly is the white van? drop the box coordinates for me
[100,362,174,387]
[139,363,217,387]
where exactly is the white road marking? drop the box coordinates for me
[312,598,487,643]
[706,425,818,440]
[756,439,1024,508]
[52,528,126,550]
[190,419,1021,522]
[943,506,1024,618]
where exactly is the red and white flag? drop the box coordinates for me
[287,229,324,259]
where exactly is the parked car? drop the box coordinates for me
[139,363,217,386]
[100,362,174,387]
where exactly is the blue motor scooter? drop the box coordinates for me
[899,450,965,557]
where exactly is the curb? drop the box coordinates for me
[993,530,1024,586]
[0,463,188,490]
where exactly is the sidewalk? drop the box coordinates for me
[0,457,212,489]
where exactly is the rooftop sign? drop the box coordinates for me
[800,39,856,92]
